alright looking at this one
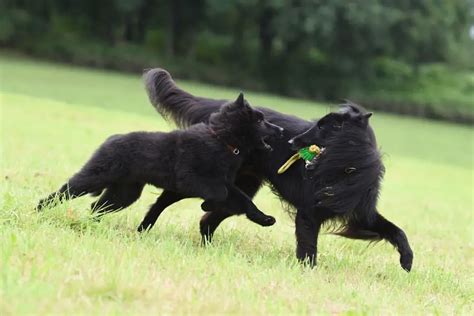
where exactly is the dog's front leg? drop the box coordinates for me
[137,190,185,232]
[214,184,275,227]
[295,209,322,268]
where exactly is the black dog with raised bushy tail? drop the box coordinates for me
[144,68,413,272]
[38,92,284,232]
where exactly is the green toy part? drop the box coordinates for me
[299,144,321,161]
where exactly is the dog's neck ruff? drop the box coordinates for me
[208,127,240,155]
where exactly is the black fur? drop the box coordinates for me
[144,69,413,271]
[37,93,285,232]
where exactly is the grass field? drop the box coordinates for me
[1,55,473,315]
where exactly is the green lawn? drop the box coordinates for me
[1,55,473,315]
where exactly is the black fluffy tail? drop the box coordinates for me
[143,68,226,128]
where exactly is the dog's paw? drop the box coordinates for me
[400,252,413,272]
[200,235,212,246]
[260,215,276,227]
[246,211,276,227]
[36,201,44,212]
[137,222,152,233]
[298,257,317,269]
[36,199,48,211]
[201,201,216,212]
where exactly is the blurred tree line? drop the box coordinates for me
[1,0,473,119]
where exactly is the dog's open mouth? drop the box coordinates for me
[305,147,325,170]
[261,137,273,151]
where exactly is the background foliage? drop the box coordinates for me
[1,0,473,122]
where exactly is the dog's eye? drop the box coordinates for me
[333,124,342,129]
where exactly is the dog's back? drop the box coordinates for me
[89,131,177,180]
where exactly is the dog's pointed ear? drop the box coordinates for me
[359,112,373,127]
[235,92,245,106]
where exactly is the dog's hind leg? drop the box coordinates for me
[199,172,264,243]
[137,190,185,232]
[337,213,413,272]
[206,184,275,227]
[37,172,109,211]
[91,182,145,216]
[199,211,233,244]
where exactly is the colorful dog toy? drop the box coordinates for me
[277,144,322,174]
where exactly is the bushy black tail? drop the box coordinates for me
[143,68,226,128]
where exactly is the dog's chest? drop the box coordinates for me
[224,157,243,182]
